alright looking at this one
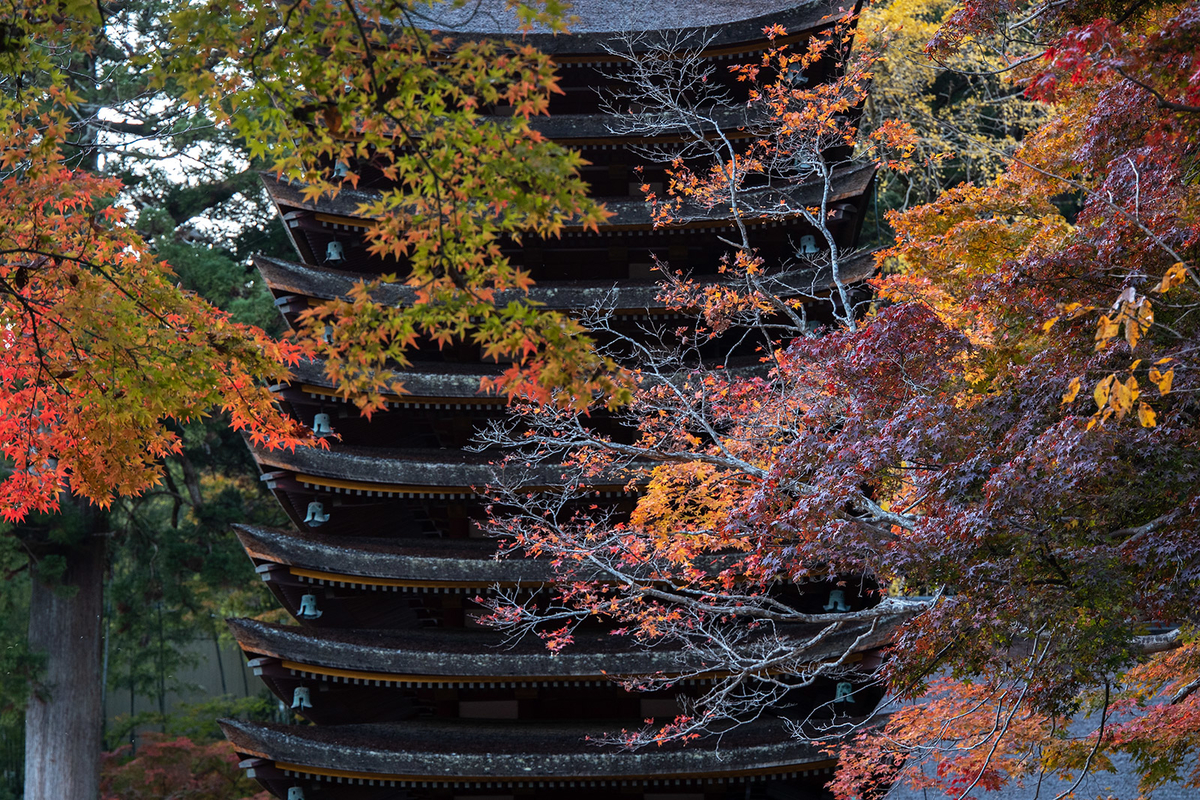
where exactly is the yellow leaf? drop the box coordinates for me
[1154,262,1189,294]
[1126,300,1154,350]
[1061,377,1081,404]
[1095,315,1119,349]
[1088,406,1116,430]
[1125,316,1139,349]
[1150,367,1174,395]
[1138,402,1157,427]
[1043,316,1060,332]
[1111,376,1134,416]
[1062,303,1095,320]
[1130,360,1142,371]
[1093,374,1115,409]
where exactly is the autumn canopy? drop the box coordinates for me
[2,0,1199,798]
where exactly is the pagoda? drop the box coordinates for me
[224,2,891,798]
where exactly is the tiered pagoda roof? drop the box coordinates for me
[225,717,841,798]
[257,249,878,320]
[227,2,887,798]
[262,162,875,226]
[232,614,895,685]
[235,524,554,587]
[411,0,855,42]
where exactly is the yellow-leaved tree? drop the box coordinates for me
[861,0,1049,215]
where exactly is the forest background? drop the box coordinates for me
[0,0,1196,798]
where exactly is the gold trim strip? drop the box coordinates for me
[288,565,521,589]
[296,383,503,406]
[313,212,377,229]
[278,659,617,685]
[289,471,633,496]
[291,473,472,494]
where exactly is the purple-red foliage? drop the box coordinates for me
[101,735,269,800]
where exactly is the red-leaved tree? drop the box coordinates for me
[479,5,1200,797]
[833,0,1200,796]
[101,736,269,800]
[2,5,317,797]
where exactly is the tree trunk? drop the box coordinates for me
[24,534,105,800]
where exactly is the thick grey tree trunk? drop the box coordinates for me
[24,534,104,800]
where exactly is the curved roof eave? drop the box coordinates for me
[222,716,835,780]
[233,523,553,584]
[283,359,503,402]
[229,617,701,678]
[257,255,663,310]
[251,443,637,492]
[261,162,876,231]
[394,0,856,58]
[257,250,877,312]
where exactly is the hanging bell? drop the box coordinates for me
[297,594,323,619]
[823,589,849,612]
[834,681,855,703]
[291,686,313,709]
[799,234,819,255]
[287,789,306,800]
[332,160,350,178]
[312,413,334,437]
[325,240,346,264]
[304,501,329,526]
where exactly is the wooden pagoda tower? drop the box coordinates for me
[224,2,889,798]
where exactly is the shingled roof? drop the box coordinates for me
[257,250,878,312]
[222,716,835,780]
[231,616,897,681]
[262,162,876,230]
[283,358,503,401]
[234,524,552,584]
[399,0,857,55]
[229,618,698,678]
[412,0,836,34]
[251,443,636,491]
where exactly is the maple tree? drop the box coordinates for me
[5,1,630,796]
[4,3,311,798]
[101,735,267,800]
[860,0,1049,214]
[1,8,311,519]
[0,161,310,515]
[831,0,1200,795]
[478,4,1200,797]
[165,0,627,413]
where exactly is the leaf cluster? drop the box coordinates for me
[164,0,628,412]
